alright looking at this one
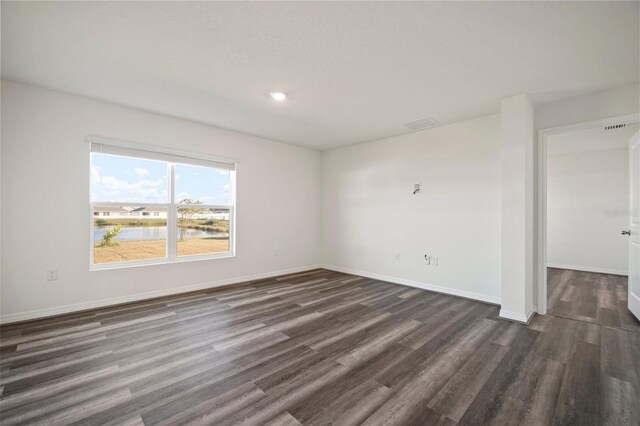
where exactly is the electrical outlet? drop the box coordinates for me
[46,268,58,281]
[413,183,421,195]
[394,252,401,260]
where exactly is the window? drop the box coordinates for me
[90,141,235,269]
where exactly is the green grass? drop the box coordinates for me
[94,218,167,227]
[180,219,229,233]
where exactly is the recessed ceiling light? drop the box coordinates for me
[270,91,287,101]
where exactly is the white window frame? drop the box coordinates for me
[89,137,237,271]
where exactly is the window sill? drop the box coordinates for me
[90,252,235,271]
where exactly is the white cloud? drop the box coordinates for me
[91,168,169,203]
[91,165,102,182]
[134,167,149,177]
[139,178,163,187]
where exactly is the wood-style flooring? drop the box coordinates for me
[1,268,639,425]
[548,267,640,332]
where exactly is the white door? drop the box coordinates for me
[628,131,640,321]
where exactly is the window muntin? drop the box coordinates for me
[90,143,235,269]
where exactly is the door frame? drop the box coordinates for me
[536,113,639,315]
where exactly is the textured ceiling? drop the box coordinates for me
[2,1,638,150]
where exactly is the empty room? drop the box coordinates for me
[0,1,638,425]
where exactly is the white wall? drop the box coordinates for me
[535,83,640,131]
[499,95,536,322]
[546,125,636,275]
[0,81,321,322]
[321,114,502,303]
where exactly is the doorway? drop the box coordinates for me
[538,116,640,331]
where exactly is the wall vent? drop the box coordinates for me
[605,123,626,130]
[403,117,440,130]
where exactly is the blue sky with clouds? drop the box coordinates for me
[91,153,230,204]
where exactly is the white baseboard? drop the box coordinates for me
[499,306,536,324]
[547,263,627,276]
[0,264,322,325]
[629,291,640,320]
[321,264,500,305]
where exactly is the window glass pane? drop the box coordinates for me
[177,207,230,256]
[93,206,168,264]
[175,163,230,205]
[91,153,168,203]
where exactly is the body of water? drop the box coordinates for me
[95,226,227,241]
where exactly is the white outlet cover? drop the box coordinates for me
[46,268,58,281]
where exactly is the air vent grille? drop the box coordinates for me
[403,117,440,130]
[605,123,626,130]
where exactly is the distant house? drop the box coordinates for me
[93,206,167,218]
[191,209,230,221]
[93,206,229,220]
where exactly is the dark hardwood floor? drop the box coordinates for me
[548,267,640,332]
[1,268,638,425]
